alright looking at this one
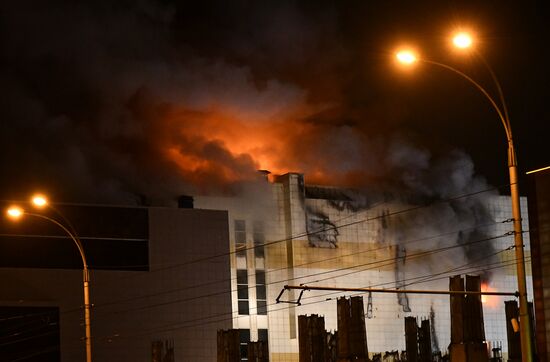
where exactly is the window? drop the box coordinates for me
[256,270,267,315]
[0,205,149,271]
[253,221,265,259]
[237,269,249,315]
[258,329,268,343]
[235,220,247,258]
[239,329,250,361]
[0,306,60,361]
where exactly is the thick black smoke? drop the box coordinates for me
[1,1,546,204]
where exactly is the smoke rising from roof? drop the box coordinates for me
[0,1,510,206]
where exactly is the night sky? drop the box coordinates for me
[1,1,549,205]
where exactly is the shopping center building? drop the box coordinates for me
[0,172,532,361]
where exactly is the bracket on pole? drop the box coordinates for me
[275,285,307,306]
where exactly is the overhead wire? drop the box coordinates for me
[7,345,60,362]
[88,181,508,307]
[2,217,509,331]
[92,220,501,311]
[0,318,58,342]
[15,181,501,316]
[296,233,510,286]
[95,228,509,315]
[4,240,529,351]
[99,182,508,280]
[94,231,512,330]
[93,252,527,343]
[3,245,525,348]
[1,221,520,354]
[0,183,523,348]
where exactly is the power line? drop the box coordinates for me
[3,219,507,327]
[285,237,525,305]
[92,220,501,311]
[0,184,518,347]
[299,252,525,304]
[10,255,523,351]
[7,345,60,362]
[98,232,508,317]
[103,183,507,281]
[1,222,515,348]
[94,256,527,343]
[0,328,59,347]
[286,233,509,287]
[4,251,526,349]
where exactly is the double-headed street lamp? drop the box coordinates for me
[6,195,92,362]
[396,32,533,361]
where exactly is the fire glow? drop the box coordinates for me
[160,104,366,188]
[481,282,498,308]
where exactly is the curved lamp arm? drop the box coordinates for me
[474,50,512,126]
[25,212,89,276]
[420,59,512,143]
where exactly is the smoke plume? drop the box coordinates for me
[0,1,503,206]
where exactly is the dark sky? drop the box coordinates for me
[1,1,548,205]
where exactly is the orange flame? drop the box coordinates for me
[149,98,378,191]
[159,103,351,188]
[481,282,499,308]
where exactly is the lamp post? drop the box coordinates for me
[396,34,533,361]
[7,197,92,362]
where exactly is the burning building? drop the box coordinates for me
[0,173,533,361]
[195,172,532,360]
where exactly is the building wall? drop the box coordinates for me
[1,175,534,361]
[528,168,550,361]
[0,207,232,362]
[197,173,533,361]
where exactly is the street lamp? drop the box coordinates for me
[396,49,417,65]
[395,34,533,361]
[452,31,473,49]
[31,194,48,208]
[6,197,92,362]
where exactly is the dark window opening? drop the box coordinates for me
[253,221,265,259]
[258,329,268,343]
[235,220,247,258]
[256,270,267,315]
[239,329,250,361]
[237,285,248,300]
[237,270,248,284]
[0,203,149,271]
[256,285,266,300]
[0,306,60,362]
[237,269,249,315]
[257,300,267,315]
[255,270,265,284]
[238,301,249,315]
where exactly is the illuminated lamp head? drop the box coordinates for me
[31,194,48,208]
[6,206,24,220]
[452,32,473,49]
[396,50,418,65]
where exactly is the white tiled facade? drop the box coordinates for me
[196,173,533,361]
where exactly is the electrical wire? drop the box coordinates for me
[5,247,523,348]
[92,220,501,311]
[1,247,529,350]
[297,233,509,287]
[7,345,60,362]
[101,183,507,279]
[93,255,527,343]
[0,183,522,349]
[96,230,508,316]
[2,218,509,333]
